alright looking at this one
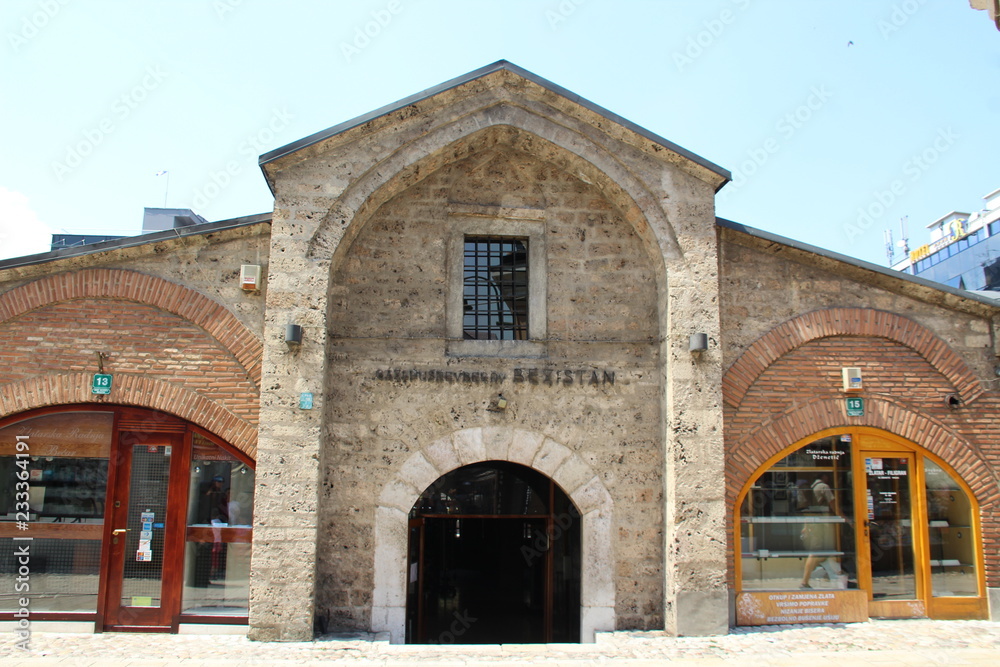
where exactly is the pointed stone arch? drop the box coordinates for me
[371,426,614,643]
[308,102,681,294]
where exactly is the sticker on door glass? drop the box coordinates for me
[140,511,155,522]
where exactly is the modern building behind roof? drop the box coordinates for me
[50,233,127,251]
[891,187,1000,290]
[141,207,209,233]
[1,62,998,644]
[48,208,210,253]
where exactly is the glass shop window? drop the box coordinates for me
[924,459,978,597]
[739,435,857,591]
[181,433,254,616]
[0,411,113,613]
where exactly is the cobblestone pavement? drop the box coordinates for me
[2,620,999,666]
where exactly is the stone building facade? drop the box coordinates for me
[0,62,997,641]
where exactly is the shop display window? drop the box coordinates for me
[181,434,253,616]
[739,435,857,591]
[925,460,978,597]
[0,412,112,613]
[0,538,103,612]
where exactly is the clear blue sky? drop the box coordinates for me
[1,0,998,267]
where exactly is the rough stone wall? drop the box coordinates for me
[718,237,995,378]
[319,149,664,631]
[719,232,1000,595]
[252,67,728,641]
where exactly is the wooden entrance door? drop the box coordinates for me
[855,437,926,618]
[101,430,186,631]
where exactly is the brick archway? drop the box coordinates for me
[0,268,262,456]
[0,268,263,385]
[371,427,614,643]
[723,308,983,410]
[725,396,997,511]
[0,373,258,457]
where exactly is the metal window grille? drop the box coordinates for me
[463,237,528,340]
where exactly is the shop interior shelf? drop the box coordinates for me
[742,549,844,559]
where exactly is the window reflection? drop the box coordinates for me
[740,435,855,591]
[0,412,112,614]
[925,460,978,597]
[411,461,550,517]
[182,434,253,616]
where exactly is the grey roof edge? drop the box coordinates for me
[717,217,1000,310]
[0,213,272,272]
[258,60,731,187]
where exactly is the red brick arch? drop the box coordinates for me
[725,395,997,511]
[722,308,983,410]
[0,268,263,386]
[0,373,257,457]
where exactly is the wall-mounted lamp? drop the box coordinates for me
[689,333,708,355]
[285,324,303,346]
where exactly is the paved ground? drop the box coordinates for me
[2,619,999,666]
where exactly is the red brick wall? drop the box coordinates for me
[723,309,1000,589]
[0,269,261,456]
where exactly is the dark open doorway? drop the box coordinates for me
[405,461,580,644]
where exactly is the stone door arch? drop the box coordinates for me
[372,427,614,642]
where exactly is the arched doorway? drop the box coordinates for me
[405,461,581,644]
[735,428,987,623]
[0,405,255,632]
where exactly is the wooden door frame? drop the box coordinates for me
[853,445,925,618]
[99,426,188,631]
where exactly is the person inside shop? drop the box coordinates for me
[800,473,848,589]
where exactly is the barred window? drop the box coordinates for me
[463,237,529,340]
